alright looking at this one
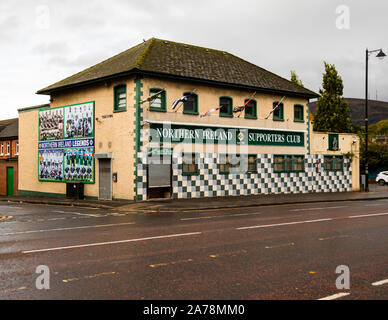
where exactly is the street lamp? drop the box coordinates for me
[365,48,386,192]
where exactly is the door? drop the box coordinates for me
[6,167,14,196]
[98,159,112,200]
[147,155,172,199]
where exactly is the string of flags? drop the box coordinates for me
[142,89,285,120]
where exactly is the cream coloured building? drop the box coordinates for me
[18,38,360,201]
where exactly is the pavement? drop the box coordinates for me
[1,183,387,212]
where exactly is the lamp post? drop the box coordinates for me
[365,48,386,192]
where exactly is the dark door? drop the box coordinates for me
[6,167,14,196]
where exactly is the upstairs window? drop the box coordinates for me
[273,101,284,121]
[294,104,304,122]
[0,143,3,155]
[6,142,10,155]
[114,85,127,112]
[244,99,257,119]
[219,97,233,117]
[16,142,19,155]
[149,88,166,112]
[183,92,198,115]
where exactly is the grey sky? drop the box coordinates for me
[1,0,387,120]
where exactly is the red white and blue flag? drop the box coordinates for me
[200,107,220,118]
[171,93,194,110]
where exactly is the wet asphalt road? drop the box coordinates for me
[1,199,388,300]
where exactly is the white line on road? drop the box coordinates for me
[290,206,348,212]
[372,279,388,286]
[22,232,202,254]
[69,212,102,218]
[236,218,333,230]
[318,292,350,300]
[348,212,388,219]
[0,222,136,236]
[181,212,263,221]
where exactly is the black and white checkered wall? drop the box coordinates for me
[136,152,353,200]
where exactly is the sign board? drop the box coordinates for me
[149,123,305,147]
[38,102,95,184]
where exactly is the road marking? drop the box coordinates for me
[236,218,333,230]
[290,206,348,212]
[372,279,388,286]
[150,259,193,268]
[318,235,349,241]
[265,242,295,249]
[0,222,135,236]
[22,232,202,254]
[62,272,117,283]
[53,210,66,213]
[69,212,102,218]
[318,292,350,300]
[181,212,262,221]
[348,212,388,219]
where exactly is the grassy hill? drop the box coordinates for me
[309,98,388,126]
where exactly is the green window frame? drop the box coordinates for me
[114,85,127,112]
[182,153,199,175]
[273,155,305,173]
[183,92,198,115]
[219,97,233,118]
[294,104,304,122]
[218,154,242,174]
[273,101,284,121]
[244,99,257,119]
[149,88,166,112]
[247,154,258,172]
[324,156,344,171]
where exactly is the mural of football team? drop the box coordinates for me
[39,150,64,181]
[63,148,94,183]
[39,108,64,141]
[64,103,94,139]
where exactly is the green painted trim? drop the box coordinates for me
[323,155,344,172]
[113,84,127,112]
[18,105,50,114]
[244,99,257,119]
[134,76,143,201]
[273,154,305,173]
[273,101,284,121]
[182,92,199,115]
[219,96,233,117]
[307,102,311,155]
[18,190,66,198]
[149,88,166,112]
[293,104,304,122]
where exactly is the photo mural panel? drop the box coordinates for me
[38,102,95,184]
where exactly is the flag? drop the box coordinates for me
[171,93,193,110]
[266,96,286,119]
[200,107,220,118]
[233,106,245,113]
[141,89,164,104]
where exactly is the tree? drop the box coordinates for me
[313,62,353,133]
[290,70,304,87]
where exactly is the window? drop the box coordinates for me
[324,156,344,171]
[244,99,257,119]
[182,153,199,175]
[247,154,257,172]
[274,155,305,173]
[219,97,233,117]
[15,142,19,155]
[183,92,198,115]
[114,85,127,112]
[273,101,284,121]
[294,104,304,122]
[219,154,241,174]
[0,143,3,155]
[149,88,166,112]
[6,142,10,155]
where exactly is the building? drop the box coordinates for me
[18,38,360,201]
[0,118,19,196]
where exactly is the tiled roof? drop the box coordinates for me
[37,38,319,98]
[0,118,18,138]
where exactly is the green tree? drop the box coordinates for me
[290,70,304,87]
[313,62,353,133]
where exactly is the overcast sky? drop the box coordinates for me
[1,0,387,120]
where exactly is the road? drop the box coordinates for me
[1,198,388,300]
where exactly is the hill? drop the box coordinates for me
[309,98,388,126]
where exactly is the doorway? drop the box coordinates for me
[6,167,14,196]
[147,155,172,199]
[98,158,112,200]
